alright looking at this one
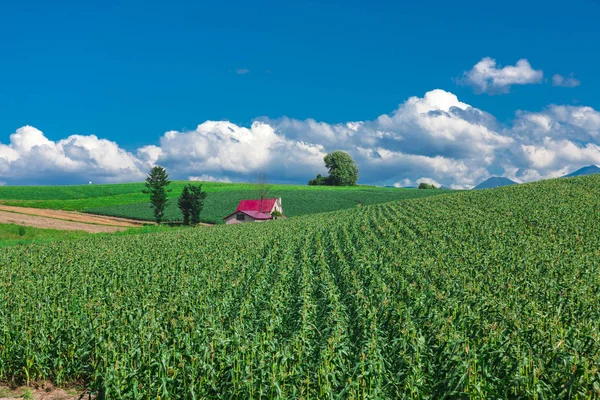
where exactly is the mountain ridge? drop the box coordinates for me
[562,165,600,178]
[473,176,518,190]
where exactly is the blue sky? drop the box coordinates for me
[1,0,599,187]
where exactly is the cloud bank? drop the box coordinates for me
[1,89,599,188]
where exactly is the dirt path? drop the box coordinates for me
[0,211,127,233]
[0,384,92,400]
[0,205,151,227]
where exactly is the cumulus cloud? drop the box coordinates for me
[150,121,327,184]
[2,89,600,189]
[498,103,600,182]
[0,126,145,185]
[552,73,580,88]
[460,57,543,94]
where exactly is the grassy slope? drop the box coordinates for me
[0,223,90,247]
[1,175,599,397]
[0,222,192,247]
[0,181,448,224]
[85,187,445,224]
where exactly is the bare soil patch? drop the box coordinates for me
[0,211,126,233]
[0,205,152,228]
[0,384,93,400]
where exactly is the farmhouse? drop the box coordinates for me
[223,198,283,224]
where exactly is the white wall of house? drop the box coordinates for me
[225,212,256,225]
[271,198,283,214]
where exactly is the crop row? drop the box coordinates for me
[0,175,599,398]
[84,188,443,224]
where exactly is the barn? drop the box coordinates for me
[223,198,283,224]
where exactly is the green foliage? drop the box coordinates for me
[270,210,282,219]
[178,184,208,225]
[308,174,327,186]
[177,186,192,226]
[309,151,359,186]
[0,223,90,247]
[190,185,207,225]
[324,151,359,186]
[21,388,33,400]
[86,187,445,224]
[0,223,190,248]
[1,180,438,211]
[0,175,599,397]
[142,166,172,224]
[418,182,438,189]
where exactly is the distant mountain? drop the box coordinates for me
[473,177,518,190]
[562,165,600,178]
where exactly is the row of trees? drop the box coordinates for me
[143,166,207,225]
[418,182,438,189]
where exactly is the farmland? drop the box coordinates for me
[0,223,90,247]
[85,187,446,224]
[0,181,447,224]
[1,175,599,398]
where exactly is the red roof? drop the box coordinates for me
[222,198,279,220]
[235,198,278,213]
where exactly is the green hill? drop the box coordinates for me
[0,181,447,224]
[1,175,599,397]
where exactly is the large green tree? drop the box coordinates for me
[188,184,208,225]
[418,182,438,190]
[143,166,172,224]
[177,185,192,226]
[324,151,359,186]
[178,183,208,226]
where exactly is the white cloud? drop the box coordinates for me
[0,126,145,185]
[518,139,600,178]
[460,57,543,94]
[552,74,580,88]
[236,68,250,75]
[2,89,600,189]
[189,175,232,183]
[505,105,600,181]
[152,120,326,183]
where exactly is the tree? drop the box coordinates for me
[324,151,359,186]
[178,184,207,226]
[256,172,271,213]
[308,174,327,186]
[271,210,282,219]
[418,182,438,189]
[188,184,208,225]
[177,185,192,226]
[308,152,359,186]
[143,166,171,224]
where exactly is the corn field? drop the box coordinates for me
[1,175,600,398]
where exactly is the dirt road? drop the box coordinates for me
[0,211,127,233]
[0,205,152,233]
[0,384,92,400]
